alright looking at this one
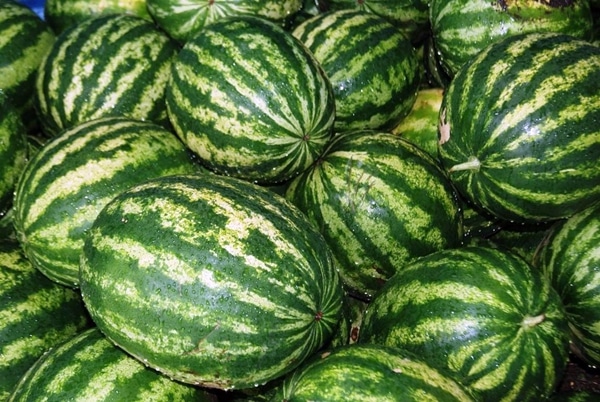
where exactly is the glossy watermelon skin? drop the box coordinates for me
[44,0,152,34]
[12,117,200,287]
[359,245,570,402]
[166,16,335,184]
[538,202,600,367]
[285,131,463,300]
[0,239,91,400]
[9,328,216,402]
[324,0,430,44]
[79,174,344,390]
[438,32,600,223]
[35,13,179,137]
[0,1,55,133]
[146,0,303,43]
[292,10,421,132]
[430,0,594,76]
[276,344,476,401]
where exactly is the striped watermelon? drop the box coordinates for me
[44,0,152,34]
[12,116,201,287]
[166,15,335,184]
[292,10,421,132]
[359,245,570,402]
[324,0,430,44]
[275,344,476,401]
[285,131,463,300]
[430,0,594,76]
[391,87,444,161]
[146,0,303,43]
[35,13,179,137]
[0,95,28,216]
[438,32,600,223]
[0,1,55,133]
[79,173,344,390]
[9,328,217,401]
[538,201,600,367]
[0,239,91,400]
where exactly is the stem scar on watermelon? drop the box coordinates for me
[522,313,546,329]
[439,107,451,144]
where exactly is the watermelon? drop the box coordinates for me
[35,13,179,137]
[79,173,344,390]
[0,1,55,133]
[538,202,600,367]
[166,15,335,184]
[12,116,201,287]
[324,0,430,44]
[44,0,153,34]
[0,94,28,216]
[292,10,421,132]
[285,131,463,300]
[0,239,91,400]
[359,245,570,401]
[438,32,600,223]
[391,87,444,161]
[146,0,303,43]
[430,0,594,76]
[275,344,476,401]
[9,328,217,401]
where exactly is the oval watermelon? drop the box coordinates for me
[13,116,201,287]
[276,344,476,401]
[79,173,344,390]
[286,130,463,300]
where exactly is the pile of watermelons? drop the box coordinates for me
[1,0,600,400]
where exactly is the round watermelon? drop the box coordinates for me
[276,344,476,401]
[166,15,335,184]
[430,0,594,76]
[438,32,600,223]
[292,10,421,132]
[359,245,570,401]
[35,13,179,137]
